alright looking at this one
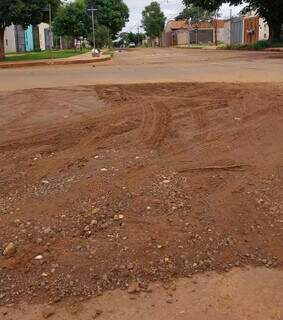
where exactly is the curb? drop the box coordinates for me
[0,55,111,69]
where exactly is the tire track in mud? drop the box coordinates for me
[139,100,171,148]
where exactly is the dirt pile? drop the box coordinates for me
[0,83,282,305]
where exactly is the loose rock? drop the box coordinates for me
[2,243,16,257]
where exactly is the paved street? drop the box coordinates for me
[0,48,283,91]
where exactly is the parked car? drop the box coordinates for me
[129,42,136,48]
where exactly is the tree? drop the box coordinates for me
[128,32,146,46]
[93,25,111,48]
[176,5,215,23]
[142,1,166,43]
[85,0,129,38]
[183,0,283,42]
[0,0,60,59]
[53,1,91,40]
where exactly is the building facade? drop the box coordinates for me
[4,23,50,53]
[4,25,17,53]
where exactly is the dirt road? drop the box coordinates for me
[0,48,283,91]
[0,81,283,319]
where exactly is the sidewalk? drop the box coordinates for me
[0,52,111,69]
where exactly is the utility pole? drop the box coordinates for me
[87,4,98,49]
[48,3,53,62]
[230,8,232,45]
[214,10,219,46]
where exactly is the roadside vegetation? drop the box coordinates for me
[0,0,129,59]
[1,49,90,62]
[219,40,283,51]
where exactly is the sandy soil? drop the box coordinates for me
[1,268,283,320]
[0,83,283,317]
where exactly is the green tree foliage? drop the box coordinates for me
[183,0,283,41]
[176,5,215,23]
[128,32,146,46]
[53,1,91,40]
[85,0,129,38]
[142,1,166,40]
[93,25,111,48]
[0,0,60,58]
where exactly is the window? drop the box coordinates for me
[5,39,8,46]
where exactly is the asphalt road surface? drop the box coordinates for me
[0,48,283,91]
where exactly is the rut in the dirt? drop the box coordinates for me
[0,83,282,305]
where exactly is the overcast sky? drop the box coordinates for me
[122,0,245,32]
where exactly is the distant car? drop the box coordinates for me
[129,42,136,48]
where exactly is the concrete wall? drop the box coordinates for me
[223,20,231,44]
[38,23,49,50]
[24,25,34,51]
[217,28,225,43]
[258,18,269,41]
[4,25,16,53]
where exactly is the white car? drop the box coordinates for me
[129,42,136,48]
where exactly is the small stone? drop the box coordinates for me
[42,306,55,318]
[36,238,43,245]
[34,255,44,260]
[3,243,16,257]
[128,282,140,294]
[114,214,124,221]
[93,309,103,318]
[91,219,98,225]
[162,180,170,184]
[43,227,52,234]
[166,297,174,304]
[127,263,134,270]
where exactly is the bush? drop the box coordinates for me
[219,39,283,51]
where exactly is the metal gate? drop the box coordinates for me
[44,28,50,49]
[189,29,213,44]
[231,18,243,44]
[32,26,40,51]
[15,25,25,52]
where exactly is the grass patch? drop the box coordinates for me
[101,48,115,56]
[1,49,90,62]
[219,40,283,51]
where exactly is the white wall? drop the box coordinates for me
[258,18,269,41]
[4,25,16,53]
[223,20,231,44]
[38,23,49,50]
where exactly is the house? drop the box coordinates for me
[162,19,226,47]
[190,21,226,44]
[162,20,190,47]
